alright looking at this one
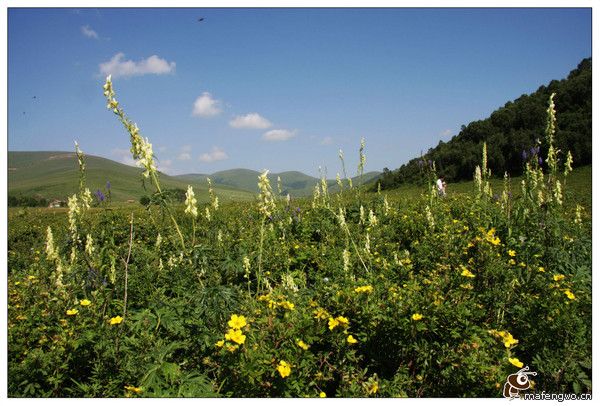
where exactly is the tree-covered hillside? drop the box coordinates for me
[377,58,591,189]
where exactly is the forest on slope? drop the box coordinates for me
[377,58,591,189]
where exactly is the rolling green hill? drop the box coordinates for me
[176,169,381,197]
[8,151,254,203]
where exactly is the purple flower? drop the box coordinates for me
[106,180,111,190]
[538,157,543,166]
[521,150,528,161]
[530,147,537,157]
[95,189,105,202]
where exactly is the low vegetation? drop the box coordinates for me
[7,79,591,398]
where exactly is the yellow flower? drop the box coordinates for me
[225,328,246,345]
[508,250,516,257]
[564,289,576,300]
[277,360,291,378]
[411,313,423,321]
[110,315,123,325]
[553,274,565,282]
[460,266,475,278]
[508,259,516,265]
[502,333,519,348]
[279,301,295,310]
[314,308,330,320]
[297,340,310,350]
[354,285,374,294]
[226,343,239,352]
[336,316,349,326]
[79,299,91,307]
[509,357,524,368]
[228,314,247,329]
[215,340,225,348]
[347,335,358,344]
[66,309,78,316]
[328,317,340,330]
[538,267,545,273]
[319,392,326,398]
[366,380,379,395]
[124,385,143,394]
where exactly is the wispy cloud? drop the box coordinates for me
[192,92,222,117]
[262,129,297,142]
[81,25,98,39]
[178,145,192,160]
[320,136,334,145]
[440,129,453,137]
[229,113,272,129]
[111,148,136,167]
[99,52,176,78]
[199,146,228,163]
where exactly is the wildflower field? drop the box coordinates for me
[7,81,592,397]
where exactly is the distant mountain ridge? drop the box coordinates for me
[8,151,381,202]
[175,169,381,196]
[7,151,253,203]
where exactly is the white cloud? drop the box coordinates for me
[157,159,172,172]
[192,92,222,117]
[99,52,176,78]
[320,136,334,145]
[199,146,228,163]
[262,129,297,142]
[229,113,272,129]
[111,148,136,166]
[440,129,453,137]
[81,25,98,39]
[178,145,192,160]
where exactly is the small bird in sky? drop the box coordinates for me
[197,17,204,22]
[32,95,36,99]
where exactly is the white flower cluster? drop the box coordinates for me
[184,185,198,218]
[258,170,276,218]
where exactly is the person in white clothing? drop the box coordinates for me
[436,176,447,197]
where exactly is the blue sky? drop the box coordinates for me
[7,7,592,177]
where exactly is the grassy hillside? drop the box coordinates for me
[176,169,381,197]
[8,151,253,203]
[382,164,591,211]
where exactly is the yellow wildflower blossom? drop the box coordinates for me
[79,299,91,307]
[336,316,349,326]
[297,340,310,350]
[228,314,247,329]
[328,317,340,330]
[277,360,291,378]
[215,340,225,348]
[226,343,239,352]
[538,267,545,273]
[66,309,78,316]
[314,307,330,320]
[110,315,123,325]
[460,266,475,278]
[225,328,246,345]
[508,250,516,257]
[354,285,374,294]
[564,289,576,300]
[509,357,524,368]
[411,313,423,321]
[553,274,565,282]
[347,335,358,344]
[125,385,143,394]
[279,301,295,310]
[319,392,326,398]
